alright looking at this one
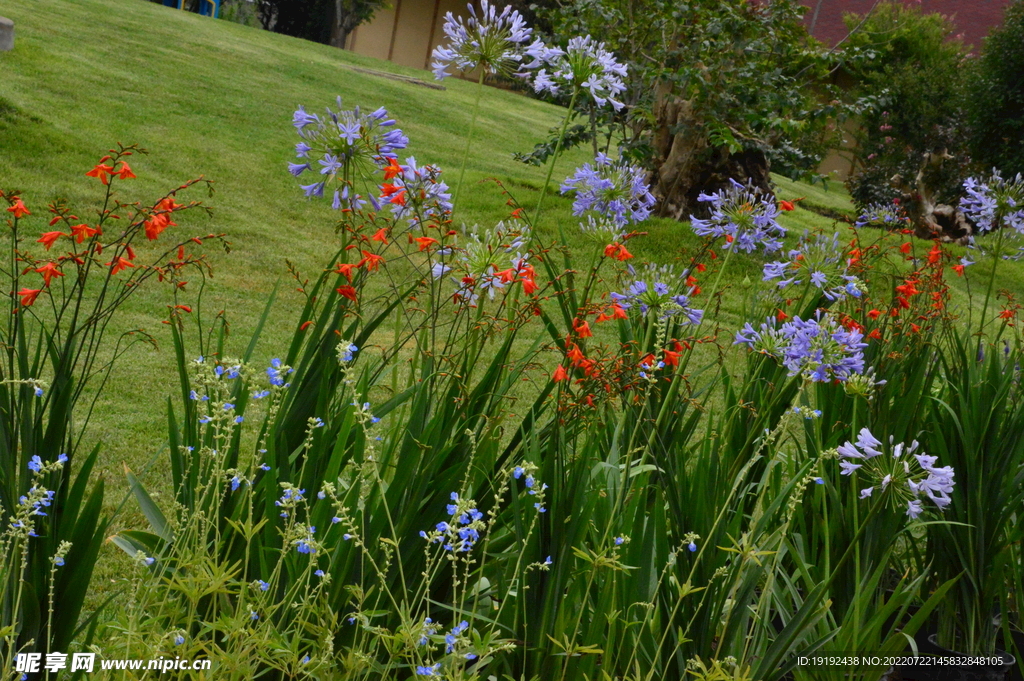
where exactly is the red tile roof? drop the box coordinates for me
[801,0,1012,49]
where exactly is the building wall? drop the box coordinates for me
[347,0,473,72]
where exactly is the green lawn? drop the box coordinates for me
[3,0,1023,606]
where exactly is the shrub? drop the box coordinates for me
[968,0,1024,177]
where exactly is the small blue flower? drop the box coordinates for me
[234,416,244,424]
[415,664,441,676]
[259,463,271,471]
[258,580,270,591]
[513,466,524,479]
[314,569,325,577]
[224,402,235,410]
[230,476,241,491]
[301,655,310,665]
[27,455,43,472]
[688,542,697,552]
[614,536,625,546]
[175,635,185,645]
[250,610,259,621]
[54,556,65,566]
[34,387,44,397]
[144,556,155,565]
[543,556,553,566]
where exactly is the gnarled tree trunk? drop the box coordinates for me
[890,150,974,243]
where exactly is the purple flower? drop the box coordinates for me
[855,202,907,230]
[960,171,1024,234]
[561,155,655,229]
[383,157,452,227]
[735,311,867,382]
[690,179,785,253]
[526,35,627,110]
[611,264,704,323]
[431,0,534,80]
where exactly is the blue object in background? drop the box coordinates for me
[158,0,219,19]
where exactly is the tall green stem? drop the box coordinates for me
[533,88,579,236]
[977,222,1005,352]
[452,69,487,210]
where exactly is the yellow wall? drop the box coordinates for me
[348,0,477,73]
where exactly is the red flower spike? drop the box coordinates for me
[776,309,788,321]
[867,309,881,320]
[900,242,912,254]
[663,348,681,367]
[336,285,358,302]
[300,320,313,331]
[37,231,65,250]
[85,164,114,185]
[116,162,136,180]
[107,257,135,275]
[779,200,795,211]
[522,276,538,295]
[35,262,64,287]
[414,236,439,251]
[868,329,883,341]
[70,223,101,244]
[573,320,593,338]
[371,227,389,244]
[553,365,568,382]
[7,199,31,218]
[696,263,706,273]
[383,158,403,181]
[612,304,627,320]
[174,305,192,313]
[126,244,136,261]
[360,251,385,272]
[999,309,1015,320]
[18,288,42,307]
[952,264,965,277]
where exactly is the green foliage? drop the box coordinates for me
[842,2,971,209]
[968,0,1024,177]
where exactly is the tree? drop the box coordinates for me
[841,2,970,209]
[259,0,386,48]
[968,0,1024,177]
[538,0,837,219]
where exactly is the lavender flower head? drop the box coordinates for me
[430,0,534,80]
[439,221,532,303]
[290,98,409,210]
[960,170,1024,234]
[561,154,656,229]
[735,311,867,382]
[383,157,453,227]
[854,202,909,230]
[527,36,628,111]
[690,179,785,253]
[763,231,864,302]
[837,428,955,519]
[610,264,704,324]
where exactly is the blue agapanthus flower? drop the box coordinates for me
[561,154,655,230]
[431,0,535,80]
[735,311,867,382]
[762,232,863,302]
[690,179,785,253]
[527,35,628,111]
[610,264,704,323]
[854,202,909,230]
[290,98,409,210]
[960,171,1024,234]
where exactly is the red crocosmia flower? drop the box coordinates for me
[927,243,942,265]
[144,213,175,240]
[900,242,912,254]
[157,197,184,213]
[696,263,706,273]
[910,323,921,333]
[710,251,718,260]
[896,296,910,309]
[107,257,135,275]
[867,309,881,319]
[868,329,883,341]
[86,164,115,185]
[584,394,595,407]
[595,311,611,323]
[388,189,407,206]
[573,319,593,338]
[336,285,358,302]
[414,236,439,251]
[953,264,965,277]
[686,275,699,288]
[177,245,186,261]
[126,244,136,261]
[35,262,64,287]
[7,199,30,218]
[300,320,313,331]
[334,262,361,282]
[779,200,795,211]
[999,309,1015,320]
[116,162,136,180]
[663,348,681,367]
[37,231,65,250]
[495,268,516,284]
[612,304,628,320]
[511,208,524,219]
[174,305,192,313]
[776,309,788,322]
[18,288,42,307]
[70,223,101,244]
[522,276,538,295]
[895,281,920,297]
[360,251,385,272]
[567,345,585,365]
[553,364,568,382]
[371,227,389,244]
[383,158,403,181]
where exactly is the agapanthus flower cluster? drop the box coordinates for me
[290,98,408,210]
[561,153,655,230]
[690,179,786,253]
[960,170,1024,234]
[431,0,535,80]
[735,311,867,382]
[610,264,704,324]
[381,157,452,228]
[526,36,628,111]
[762,232,864,302]
[836,428,955,520]
[854,202,909,230]
[420,493,486,552]
[432,221,536,305]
